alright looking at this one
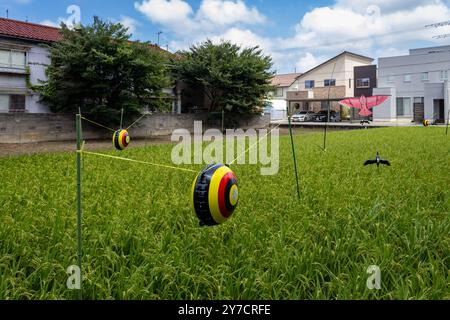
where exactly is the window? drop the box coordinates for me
[0,94,26,112]
[356,78,370,88]
[324,79,336,87]
[321,101,330,110]
[441,70,448,80]
[273,87,283,97]
[421,72,429,82]
[0,49,26,69]
[404,74,411,83]
[387,75,395,84]
[414,97,424,104]
[0,95,9,112]
[396,97,412,117]
[305,80,314,89]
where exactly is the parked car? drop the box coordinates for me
[313,110,341,122]
[291,111,315,122]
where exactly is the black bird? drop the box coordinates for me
[360,120,371,126]
[364,152,391,167]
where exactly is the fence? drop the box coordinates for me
[0,112,270,144]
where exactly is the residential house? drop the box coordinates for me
[373,45,450,123]
[0,18,179,114]
[0,18,61,113]
[267,73,302,119]
[286,51,374,119]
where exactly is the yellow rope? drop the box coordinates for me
[126,113,150,130]
[228,123,281,165]
[81,116,116,132]
[79,150,197,173]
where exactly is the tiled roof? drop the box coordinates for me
[270,73,303,87]
[0,18,62,43]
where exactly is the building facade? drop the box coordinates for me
[0,18,61,113]
[374,45,450,123]
[286,51,374,119]
[267,73,302,120]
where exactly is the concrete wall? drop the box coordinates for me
[373,87,396,122]
[0,112,270,144]
[424,83,444,120]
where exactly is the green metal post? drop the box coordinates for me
[323,101,330,151]
[120,108,124,129]
[76,114,83,300]
[222,108,225,134]
[288,112,301,200]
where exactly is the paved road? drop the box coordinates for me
[272,120,427,127]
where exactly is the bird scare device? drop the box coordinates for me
[364,152,391,167]
[339,95,389,117]
[191,164,239,226]
[113,129,130,150]
[423,120,430,127]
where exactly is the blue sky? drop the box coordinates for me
[3,0,450,73]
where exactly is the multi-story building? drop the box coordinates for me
[286,51,374,119]
[267,73,302,119]
[374,45,450,123]
[0,18,61,113]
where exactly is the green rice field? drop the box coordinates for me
[0,127,449,299]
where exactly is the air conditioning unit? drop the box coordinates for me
[307,91,314,99]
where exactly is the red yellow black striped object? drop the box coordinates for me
[113,129,130,150]
[191,164,239,226]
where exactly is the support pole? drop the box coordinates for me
[446,109,449,136]
[288,111,301,200]
[222,108,225,134]
[323,101,330,151]
[120,108,124,129]
[76,114,83,300]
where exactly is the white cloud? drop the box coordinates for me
[40,20,60,28]
[210,27,271,51]
[197,0,266,26]
[119,15,141,35]
[134,0,266,36]
[335,0,439,14]
[134,0,195,35]
[296,53,326,72]
[280,0,450,53]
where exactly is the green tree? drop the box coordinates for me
[35,17,171,124]
[171,40,274,113]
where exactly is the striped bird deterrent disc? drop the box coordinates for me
[422,119,430,127]
[113,129,130,150]
[191,164,239,226]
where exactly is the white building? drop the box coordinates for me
[374,45,450,123]
[0,18,60,113]
[268,73,302,119]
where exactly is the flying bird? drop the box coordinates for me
[364,152,391,167]
[339,95,389,117]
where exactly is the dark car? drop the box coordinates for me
[313,110,341,122]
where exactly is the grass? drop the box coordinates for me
[0,127,449,300]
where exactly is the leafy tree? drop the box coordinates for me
[35,17,172,124]
[171,40,274,113]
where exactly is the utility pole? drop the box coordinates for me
[156,31,163,46]
[6,9,9,19]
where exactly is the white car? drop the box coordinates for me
[291,111,315,122]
